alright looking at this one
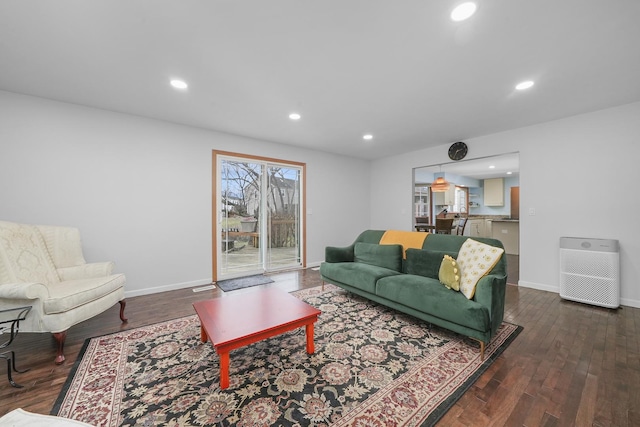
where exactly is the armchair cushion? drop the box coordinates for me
[0,221,60,284]
[37,225,87,268]
[43,275,126,314]
[57,262,115,281]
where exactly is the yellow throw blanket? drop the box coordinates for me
[379,230,428,258]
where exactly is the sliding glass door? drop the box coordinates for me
[213,151,305,281]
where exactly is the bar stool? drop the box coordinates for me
[455,217,468,235]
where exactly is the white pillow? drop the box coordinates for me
[456,239,504,299]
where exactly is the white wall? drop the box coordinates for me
[371,102,640,308]
[0,91,370,296]
[3,90,638,307]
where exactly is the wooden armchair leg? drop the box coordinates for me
[119,299,128,322]
[53,331,67,364]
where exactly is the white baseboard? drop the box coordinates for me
[620,297,640,309]
[124,278,212,298]
[518,280,559,293]
[518,281,640,309]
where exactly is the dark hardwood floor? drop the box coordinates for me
[506,254,519,284]
[2,268,638,426]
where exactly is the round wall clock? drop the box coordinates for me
[448,141,468,161]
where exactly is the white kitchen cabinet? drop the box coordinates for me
[484,219,493,237]
[465,219,484,237]
[491,220,520,255]
[484,178,504,206]
[433,185,456,206]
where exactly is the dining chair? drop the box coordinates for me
[435,218,454,234]
[414,216,430,232]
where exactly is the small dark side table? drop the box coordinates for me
[0,306,32,387]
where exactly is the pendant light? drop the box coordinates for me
[431,166,450,192]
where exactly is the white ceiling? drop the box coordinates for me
[1,1,639,160]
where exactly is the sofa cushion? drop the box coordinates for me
[375,274,490,332]
[405,249,459,279]
[320,261,402,294]
[421,233,470,252]
[457,238,505,299]
[354,242,403,272]
[439,254,460,291]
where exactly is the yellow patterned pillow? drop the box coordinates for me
[438,254,460,291]
[456,239,504,299]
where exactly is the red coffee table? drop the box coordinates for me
[193,287,321,389]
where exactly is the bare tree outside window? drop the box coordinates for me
[221,161,300,247]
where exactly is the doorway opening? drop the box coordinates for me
[413,152,520,284]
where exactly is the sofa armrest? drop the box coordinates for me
[0,282,50,300]
[325,245,355,263]
[57,262,115,280]
[473,274,507,339]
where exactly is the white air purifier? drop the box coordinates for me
[559,237,620,308]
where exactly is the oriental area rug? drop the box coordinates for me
[53,285,521,426]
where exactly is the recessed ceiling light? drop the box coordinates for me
[516,80,535,90]
[289,113,301,120]
[363,134,373,140]
[451,2,477,21]
[489,165,496,169]
[506,171,513,175]
[170,79,188,90]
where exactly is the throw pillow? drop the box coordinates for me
[354,242,403,272]
[456,238,505,299]
[405,249,459,279]
[438,254,460,291]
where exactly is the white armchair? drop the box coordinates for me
[0,220,126,364]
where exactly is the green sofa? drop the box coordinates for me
[319,230,508,359]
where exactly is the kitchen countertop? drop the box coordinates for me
[464,215,519,223]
